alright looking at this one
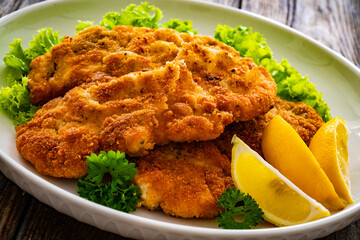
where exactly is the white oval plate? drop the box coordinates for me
[0,0,359,239]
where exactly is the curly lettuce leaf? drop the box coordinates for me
[100,2,162,30]
[262,58,331,121]
[0,77,40,126]
[3,39,31,78]
[25,28,63,60]
[75,20,94,32]
[215,25,271,65]
[214,24,331,122]
[162,19,198,34]
[1,28,62,125]
[3,28,62,81]
[78,3,198,36]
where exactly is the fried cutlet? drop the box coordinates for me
[16,26,277,178]
[131,141,233,219]
[28,26,277,122]
[16,54,275,178]
[131,97,324,219]
[214,97,325,158]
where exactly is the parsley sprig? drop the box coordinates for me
[77,151,141,213]
[217,187,264,229]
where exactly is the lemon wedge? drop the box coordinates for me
[309,117,353,205]
[231,135,330,226]
[261,115,345,211]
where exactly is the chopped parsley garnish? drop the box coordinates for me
[217,187,264,229]
[77,151,141,213]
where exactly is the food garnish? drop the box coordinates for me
[77,151,141,213]
[162,19,198,34]
[76,2,197,35]
[0,28,62,125]
[216,187,264,229]
[231,135,330,226]
[100,2,162,30]
[262,115,345,210]
[214,25,331,122]
[0,2,329,126]
[309,117,354,205]
[0,1,352,229]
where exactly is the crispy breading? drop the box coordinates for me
[17,27,277,178]
[17,62,228,177]
[131,142,233,219]
[214,97,325,158]
[28,26,277,122]
[130,98,324,219]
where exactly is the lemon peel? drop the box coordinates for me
[261,115,345,211]
[231,135,330,226]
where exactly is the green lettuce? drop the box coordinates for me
[215,24,331,122]
[215,25,271,65]
[0,28,62,125]
[100,2,162,30]
[77,2,198,35]
[25,28,63,60]
[1,3,331,127]
[3,28,62,81]
[3,39,31,79]
[162,19,198,34]
[75,20,94,32]
[0,77,40,126]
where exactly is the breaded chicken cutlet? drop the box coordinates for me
[131,97,324,219]
[131,141,233,219]
[214,97,325,158]
[16,26,277,178]
[28,25,277,123]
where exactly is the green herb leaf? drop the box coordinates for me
[214,24,331,122]
[86,151,138,186]
[77,151,141,213]
[217,187,264,229]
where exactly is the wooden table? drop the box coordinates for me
[0,0,359,239]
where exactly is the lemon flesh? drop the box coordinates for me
[231,136,330,226]
[310,117,353,205]
[261,115,345,211]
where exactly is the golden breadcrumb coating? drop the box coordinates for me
[17,26,276,178]
[130,98,323,219]
[214,97,325,158]
[131,142,233,219]
[28,26,276,122]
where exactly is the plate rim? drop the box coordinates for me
[0,0,360,239]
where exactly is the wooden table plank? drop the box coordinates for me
[0,0,359,239]
[14,198,128,240]
[242,0,295,25]
[0,174,31,239]
[241,1,360,239]
[241,0,360,67]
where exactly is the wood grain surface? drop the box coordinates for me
[0,0,359,239]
